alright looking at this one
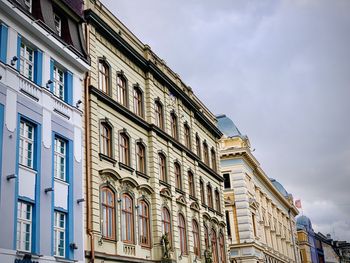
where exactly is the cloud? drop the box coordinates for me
[101,0,350,241]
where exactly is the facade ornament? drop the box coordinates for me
[161,232,171,259]
[204,249,213,263]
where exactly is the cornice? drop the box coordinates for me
[84,9,222,139]
[90,86,223,182]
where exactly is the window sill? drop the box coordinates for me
[189,195,198,201]
[119,162,134,173]
[201,203,207,209]
[54,256,76,263]
[159,180,171,188]
[136,171,150,180]
[175,188,185,195]
[215,211,223,217]
[99,153,117,166]
[54,178,69,186]
[208,207,215,213]
[140,244,152,250]
[19,164,37,173]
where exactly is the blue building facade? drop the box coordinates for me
[0,0,89,262]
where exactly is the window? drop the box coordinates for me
[136,143,146,173]
[207,185,213,209]
[162,207,171,242]
[175,163,182,190]
[223,173,230,189]
[184,124,191,149]
[203,142,209,165]
[16,201,32,252]
[133,87,143,117]
[139,201,150,247]
[215,189,221,213]
[192,220,200,256]
[119,133,129,165]
[170,112,178,139]
[204,225,209,249]
[54,13,62,36]
[196,134,201,158]
[200,180,205,204]
[159,153,167,182]
[24,0,32,12]
[253,214,257,237]
[54,137,66,181]
[155,101,164,129]
[211,229,219,263]
[100,122,112,157]
[19,120,34,168]
[98,60,109,94]
[225,211,231,237]
[53,65,64,100]
[20,42,34,80]
[54,211,66,257]
[219,232,226,263]
[101,187,115,239]
[121,194,134,243]
[178,214,187,254]
[188,171,195,197]
[211,148,217,171]
[117,74,127,106]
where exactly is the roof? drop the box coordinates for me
[216,114,242,137]
[297,215,313,232]
[270,178,289,198]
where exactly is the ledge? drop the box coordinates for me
[99,153,117,165]
[189,195,198,202]
[175,188,185,195]
[119,162,134,173]
[135,171,150,180]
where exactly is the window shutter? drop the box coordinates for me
[16,34,21,71]
[0,23,8,63]
[50,59,54,91]
[34,50,43,86]
[64,71,73,105]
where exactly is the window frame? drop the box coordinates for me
[16,201,32,252]
[192,220,200,257]
[121,193,134,243]
[24,0,32,13]
[53,211,66,258]
[195,134,201,158]
[203,141,209,166]
[100,121,113,158]
[138,200,151,247]
[200,180,205,204]
[223,173,231,189]
[188,171,195,197]
[133,85,143,118]
[54,13,62,36]
[162,207,172,243]
[211,148,217,172]
[136,142,146,174]
[178,213,187,255]
[219,232,226,263]
[159,153,167,182]
[20,42,34,81]
[184,123,191,149]
[174,162,182,190]
[53,64,65,100]
[101,187,116,240]
[207,184,213,209]
[155,100,164,130]
[117,73,128,107]
[211,228,219,263]
[215,189,221,213]
[19,120,35,169]
[119,132,130,166]
[54,137,67,181]
[170,112,178,140]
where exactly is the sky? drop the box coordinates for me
[101,0,350,241]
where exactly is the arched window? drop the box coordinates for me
[100,122,112,157]
[175,163,182,190]
[170,112,178,140]
[215,189,221,213]
[203,142,209,165]
[211,148,217,171]
[211,228,219,263]
[101,187,115,239]
[136,142,145,173]
[178,214,187,254]
[155,101,164,129]
[133,86,143,117]
[200,180,205,204]
[192,220,200,256]
[184,124,191,149]
[207,184,213,209]
[117,74,127,106]
[219,232,226,263]
[196,134,201,158]
[162,207,171,242]
[139,200,150,247]
[98,60,109,94]
[204,224,209,249]
[119,132,129,165]
[121,194,134,243]
[159,153,167,182]
[188,171,195,197]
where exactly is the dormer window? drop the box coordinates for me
[24,0,32,13]
[54,13,62,37]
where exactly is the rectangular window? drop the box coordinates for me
[24,0,32,12]
[16,201,32,252]
[19,120,34,168]
[20,42,34,80]
[53,65,65,100]
[54,211,66,257]
[223,173,231,189]
[54,137,66,181]
[54,14,62,36]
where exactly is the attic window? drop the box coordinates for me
[54,13,62,36]
[24,0,32,12]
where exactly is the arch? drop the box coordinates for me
[211,217,220,225]
[137,184,154,195]
[120,177,139,188]
[98,168,121,181]
[160,187,172,199]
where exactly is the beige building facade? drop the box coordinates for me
[83,1,227,262]
[217,115,300,263]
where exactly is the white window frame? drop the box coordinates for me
[54,211,66,258]
[54,13,62,36]
[53,65,65,100]
[54,137,66,181]
[16,201,32,252]
[19,120,34,168]
[24,0,32,13]
[20,42,34,81]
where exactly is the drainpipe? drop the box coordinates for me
[288,209,299,263]
[84,21,94,263]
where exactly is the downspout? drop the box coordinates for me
[288,209,299,263]
[84,21,94,263]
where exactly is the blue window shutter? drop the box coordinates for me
[16,34,21,71]
[0,24,8,63]
[34,50,43,86]
[64,71,73,105]
[50,59,54,91]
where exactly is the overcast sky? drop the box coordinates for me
[101,0,350,241]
